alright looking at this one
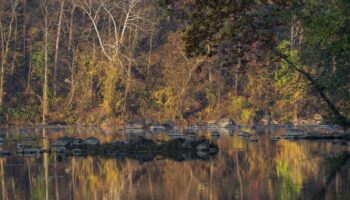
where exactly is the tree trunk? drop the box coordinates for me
[122,60,132,120]
[67,51,76,109]
[42,0,49,125]
[0,59,4,108]
[0,0,17,107]
[23,0,30,90]
[68,5,75,51]
[53,0,65,96]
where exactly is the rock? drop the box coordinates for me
[209,147,219,154]
[125,120,147,129]
[16,144,42,154]
[284,122,294,128]
[162,122,175,130]
[238,131,251,137]
[82,137,100,145]
[271,120,279,125]
[314,114,323,121]
[150,124,166,132]
[196,142,210,151]
[215,118,236,128]
[53,137,82,146]
[71,149,87,156]
[129,136,157,149]
[144,120,156,127]
[125,129,145,134]
[285,129,306,136]
[283,129,307,140]
[196,151,210,159]
[207,119,217,124]
[271,136,281,141]
[211,131,220,140]
[181,138,196,149]
[0,151,11,156]
[207,120,217,126]
[52,146,69,153]
[48,120,67,126]
[125,119,160,130]
[50,136,219,162]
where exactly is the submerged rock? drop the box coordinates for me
[211,131,220,140]
[16,144,42,154]
[0,151,11,156]
[53,137,82,146]
[283,129,307,139]
[17,135,219,162]
[284,122,294,128]
[238,131,251,138]
[71,149,87,156]
[196,151,210,159]
[52,146,69,153]
[150,124,165,131]
[196,142,210,151]
[82,137,100,145]
[271,136,281,141]
[162,122,175,130]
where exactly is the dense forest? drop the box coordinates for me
[0,0,349,126]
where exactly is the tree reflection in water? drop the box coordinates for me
[0,127,349,200]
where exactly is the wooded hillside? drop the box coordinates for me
[0,0,349,126]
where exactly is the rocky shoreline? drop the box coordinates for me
[1,135,219,162]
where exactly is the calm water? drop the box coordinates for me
[0,126,349,200]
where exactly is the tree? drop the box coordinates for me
[73,0,153,117]
[40,0,50,124]
[53,0,65,96]
[175,0,350,126]
[0,0,19,108]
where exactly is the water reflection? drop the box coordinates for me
[0,127,349,199]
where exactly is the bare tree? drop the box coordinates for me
[53,0,65,96]
[0,0,19,107]
[73,0,152,114]
[40,0,50,124]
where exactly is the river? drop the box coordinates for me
[0,126,348,200]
